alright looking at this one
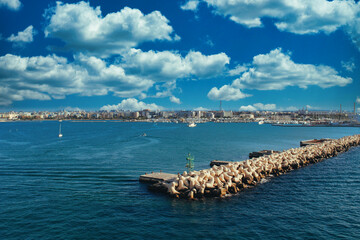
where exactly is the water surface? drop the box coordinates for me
[0,122,359,239]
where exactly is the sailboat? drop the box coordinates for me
[58,123,63,138]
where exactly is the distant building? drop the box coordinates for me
[239,113,254,119]
[221,111,233,118]
[160,111,175,118]
[177,111,195,118]
[206,112,215,119]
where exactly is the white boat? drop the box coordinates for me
[188,122,197,127]
[258,121,264,125]
[58,123,63,138]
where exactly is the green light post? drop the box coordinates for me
[186,153,194,172]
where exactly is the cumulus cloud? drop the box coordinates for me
[0,46,230,106]
[239,105,257,111]
[341,59,355,72]
[232,48,352,90]
[203,0,358,34]
[170,96,181,104]
[200,0,360,51]
[122,48,229,81]
[0,87,50,106]
[207,85,250,101]
[0,53,153,105]
[211,48,351,102]
[44,1,177,56]
[253,103,276,111]
[239,103,276,111]
[194,107,209,111]
[346,9,360,52]
[7,25,35,43]
[186,51,230,78]
[228,64,247,76]
[100,98,163,111]
[357,97,360,104]
[181,0,200,11]
[0,0,21,11]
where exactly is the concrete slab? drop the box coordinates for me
[139,172,177,183]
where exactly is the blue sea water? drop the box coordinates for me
[0,121,359,239]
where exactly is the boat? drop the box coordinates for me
[58,123,63,138]
[258,120,264,125]
[300,138,332,147]
[188,122,196,127]
[141,133,147,137]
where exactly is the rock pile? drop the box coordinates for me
[149,134,360,199]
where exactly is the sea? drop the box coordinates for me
[0,121,359,239]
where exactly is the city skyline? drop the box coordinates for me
[0,0,359,112]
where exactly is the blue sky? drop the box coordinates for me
[0,0,359,112]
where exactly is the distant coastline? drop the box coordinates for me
[1,118,359,127]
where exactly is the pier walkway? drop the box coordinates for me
[139,172,177,183]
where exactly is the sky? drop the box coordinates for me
[0,0,359,112]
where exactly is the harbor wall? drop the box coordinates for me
[149,134,360,199]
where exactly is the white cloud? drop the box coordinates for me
[185,51,230,78]
[100,98,163,111]
[0,53,153,105]
[0,87,50,106]
[0,47,229,106]
[170,96,181,104]
[44,1,177,56]
[7,25,35,43]
[239,105,257,111]
[228,64,247,76]
[181,0,200,11]
[202,0,360,51]
[346,9,360,52]
[232,48,352,90]
[0,0,21,11]
[207,85,251,101]
[253,103,276,111]
[341,60,355,72]
[122,49,190,81]
[357,97,360,104]
[194,107,209,111]
[239,103,276,111]
[203,0,358,35]
[122,48,229,81]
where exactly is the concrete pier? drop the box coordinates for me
[139,172,177,183]
[143,134,360,200]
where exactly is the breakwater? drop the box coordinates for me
[150,134,360,199]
